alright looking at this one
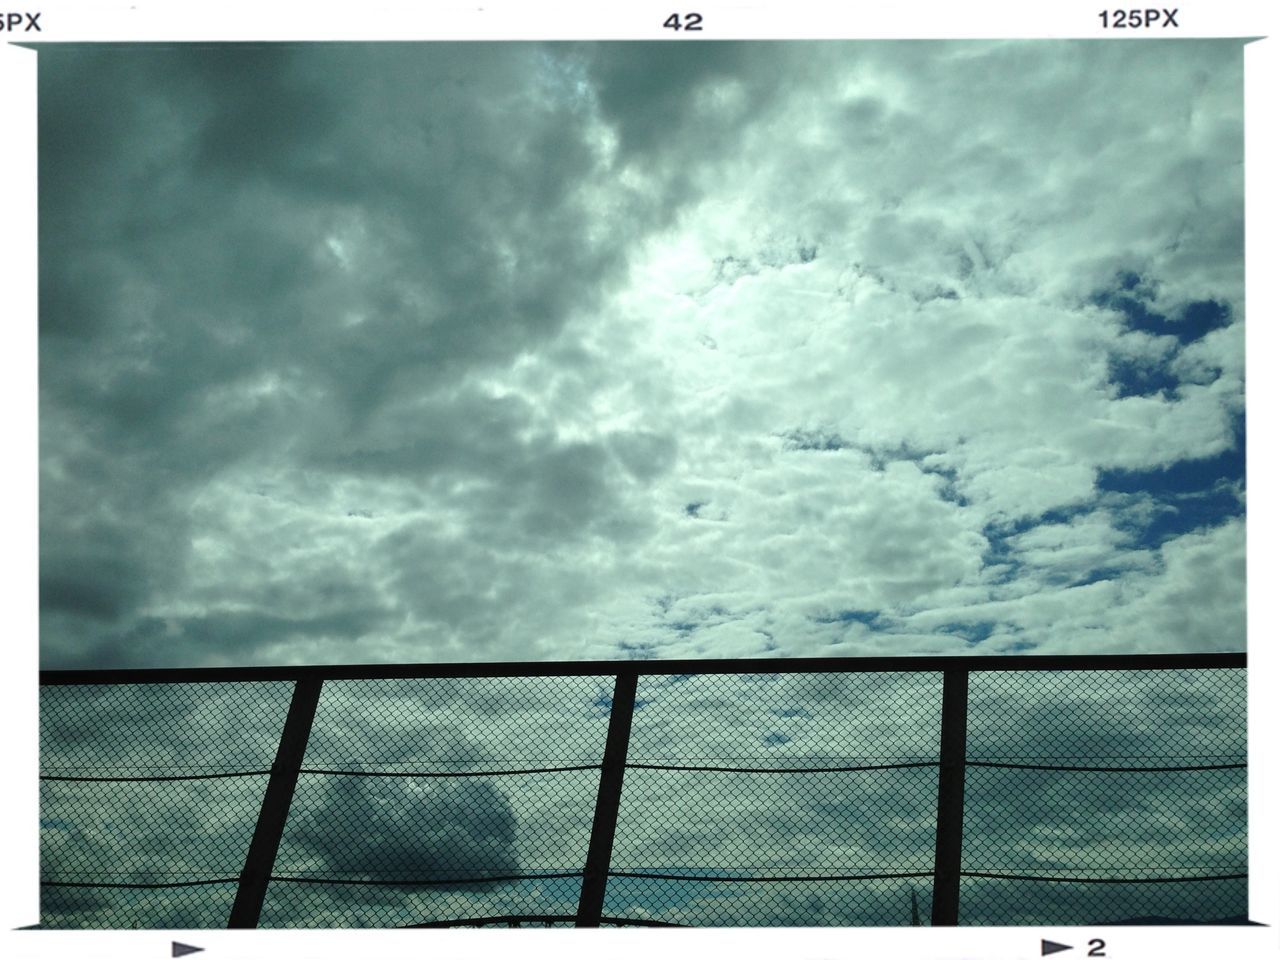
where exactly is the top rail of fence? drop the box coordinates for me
[38,651,1246,685]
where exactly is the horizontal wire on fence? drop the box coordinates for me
[628,761,938,773]
[961,871,1248,884]
[297,764,601,778]
[610,871,936,882]
[293,762,601,773]
[967,761,1246,772]
[268,872,585,887]
[627,755,940,762]
[42,870,250,877]
[42,878,239,890]
[41,764,283,770]
[404,914,583,927]
[41,770,271,782]
[402,914,688,927]
[965,753,1246,761]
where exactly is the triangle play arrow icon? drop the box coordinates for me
[172,944,204,958]
[1041,941,1072,956]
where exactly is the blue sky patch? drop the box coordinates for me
[1108,353,1182,399]
[982,504,1093,565]
[1094,274,1168,337]
[1125,487,1242,548]
[814,609,881,627]
[1071,566,1132,588]
[940,621,996,645]
[1098,415,1243,497]
[920,463,970,506]
[1100,413,1243,547]
[1178,300,1232,343]
[1095,272,1233,346]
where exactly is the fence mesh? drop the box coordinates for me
[604,672,940,925]
[961,669,1247,924]
[38,661,1247,928]
[264,675,612,927]
[39,682,293,929]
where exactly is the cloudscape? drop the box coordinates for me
[35,40,1251,929]
[38,39,1244,670]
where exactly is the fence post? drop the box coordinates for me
[576,670,638,927]
[930,668,969,926]
[228,676,323,928]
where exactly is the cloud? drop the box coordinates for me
[287,777,520,885]
[39,40,1244,669]
[36,39,1249,926]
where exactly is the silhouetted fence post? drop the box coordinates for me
[228,676,323,928]
[576,670,638,927]
[930,668,969,926]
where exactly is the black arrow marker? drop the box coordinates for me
[1042,940,1072,956]
[172,943,204,958]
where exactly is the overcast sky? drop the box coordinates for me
[38,40,1245,670]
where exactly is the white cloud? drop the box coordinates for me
[38,40,1244,669]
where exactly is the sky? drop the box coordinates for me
[36,39,1247,670]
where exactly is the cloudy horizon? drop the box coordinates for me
[39,39,1245,670]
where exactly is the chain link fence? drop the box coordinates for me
[605,671,941,926]
[960,668,1247,925]
[263,675,611,928]
[38,654,1247,928]
[40,681,295,928]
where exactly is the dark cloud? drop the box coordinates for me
[585,41,777,166]
[287,777,520,887]
[37,42,692,667]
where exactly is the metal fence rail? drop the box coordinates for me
[38,652,1247,928]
